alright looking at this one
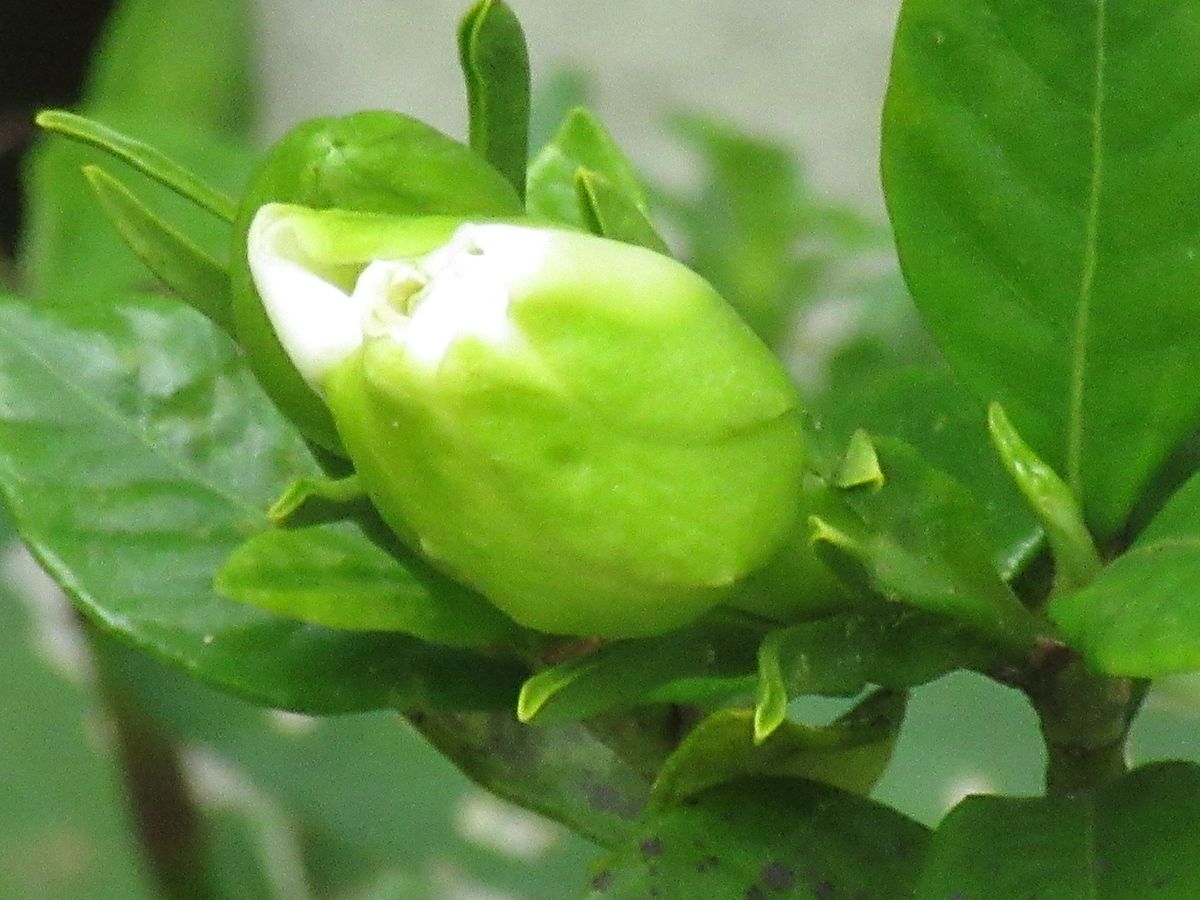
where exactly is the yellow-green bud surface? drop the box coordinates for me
[249,203,805,638]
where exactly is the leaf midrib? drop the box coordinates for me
[1066,0,1108,497]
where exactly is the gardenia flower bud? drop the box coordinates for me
[248,203,806,638]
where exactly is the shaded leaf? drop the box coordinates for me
[652,692,905,808]
[584,777,928,899]
[0,293,523,712]
[1050,468,1200,675]
[914,762,1200,899]
[216,522,523,648]
[883,0,1200,540]
[459,0,530,199]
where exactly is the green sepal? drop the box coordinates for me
[458,0,530,199]
[82,165,233,334]
[988,402,1101,594]
[36,109,236,221]
[575,168,669,253]
[267,473,365,527]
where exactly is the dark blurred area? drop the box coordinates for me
[0,0,115,257]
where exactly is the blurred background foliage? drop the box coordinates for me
[0,1,1196,897]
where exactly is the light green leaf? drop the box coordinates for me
[267,473,365,526]
[883,0,1200,541]
[652,692,905,809]
[584,777,928,899]
[82,165,233,333]
[459,0,530,199]
[216,522,523,647]
[1050,468,1200,675]
[527,107,651,230]
[914,762,1200,898]
[0,293,523,712]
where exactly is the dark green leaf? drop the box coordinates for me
[458,0,530,199]
[883,0,1200,540]
[527,107,651,230]
[754,610,1004,741]
[517,622,761,726]
[810,365,1043,581]
[575,170,670,253]
[814,437,1045,654]
[83,165,233,333]
[652,692,905,808]
[915,762,1200,898]
[1050,468,1200,675]
[0,294,523,712]
[216,522,524,648]
[584,777,928,899]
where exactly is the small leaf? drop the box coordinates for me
[584,777,929,899]
[914,762,1200,899]
[527,107,652,229]
[575,169,669,253]
[818,437,1046,655]
[1050,468,1200,676]
[754,610,1003,742]
[988,401,1100,593]
[458,0,530,199]
[36,110,236,221]
[833,428,884,489]
[653,693,905,809]
[82,165,233,333]
[215,522,523,648]
[517,621,761,726]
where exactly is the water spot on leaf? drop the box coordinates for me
[812,880,836,900]
[746,886,767,900]
[696,854,719,873]
[640,836,664,858]
[761,861,795,892]
[590,869,612,892]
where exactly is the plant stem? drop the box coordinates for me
[1021,646,1145,795]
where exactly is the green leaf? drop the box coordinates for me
[0,293,523,712]
[575,170,670,253]
[754,610,1003,741]
[37,110,236,222]
[810,365,1043,581]
[883,0,1200,541]
[1050,468,1200,675]
[914,762,1200,898]
[459,0,531,199]
[584,777,929,899]
[815,437,1045,655]
[517,622,761,726]
[527,107,652,230]
[988,401,1100,593]
[82,165,233,333]
[267,473,365,526]
[652,693,905,808]
[529,69,593,153]
[216,522,523,648]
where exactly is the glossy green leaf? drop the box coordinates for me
[815,437,1045,654]
[216,522,523,647]
[652,692,905,809]
[82,165,233,333]
[988,402,1100,592]
[810,365,1043,581]
[914,762,1200,898]
[517,622,761,726]
[883,0,1200,541]
[0,293,523,712]
[36,110,236,222]
[754,610,1003,741]
[458,0,530,199]
[1050,468,1200,675]
[575,170,670,253]
[527,107,651,230]
[584,777,928,899]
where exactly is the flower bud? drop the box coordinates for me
[230,111,522,453]
[248,203,806,637]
